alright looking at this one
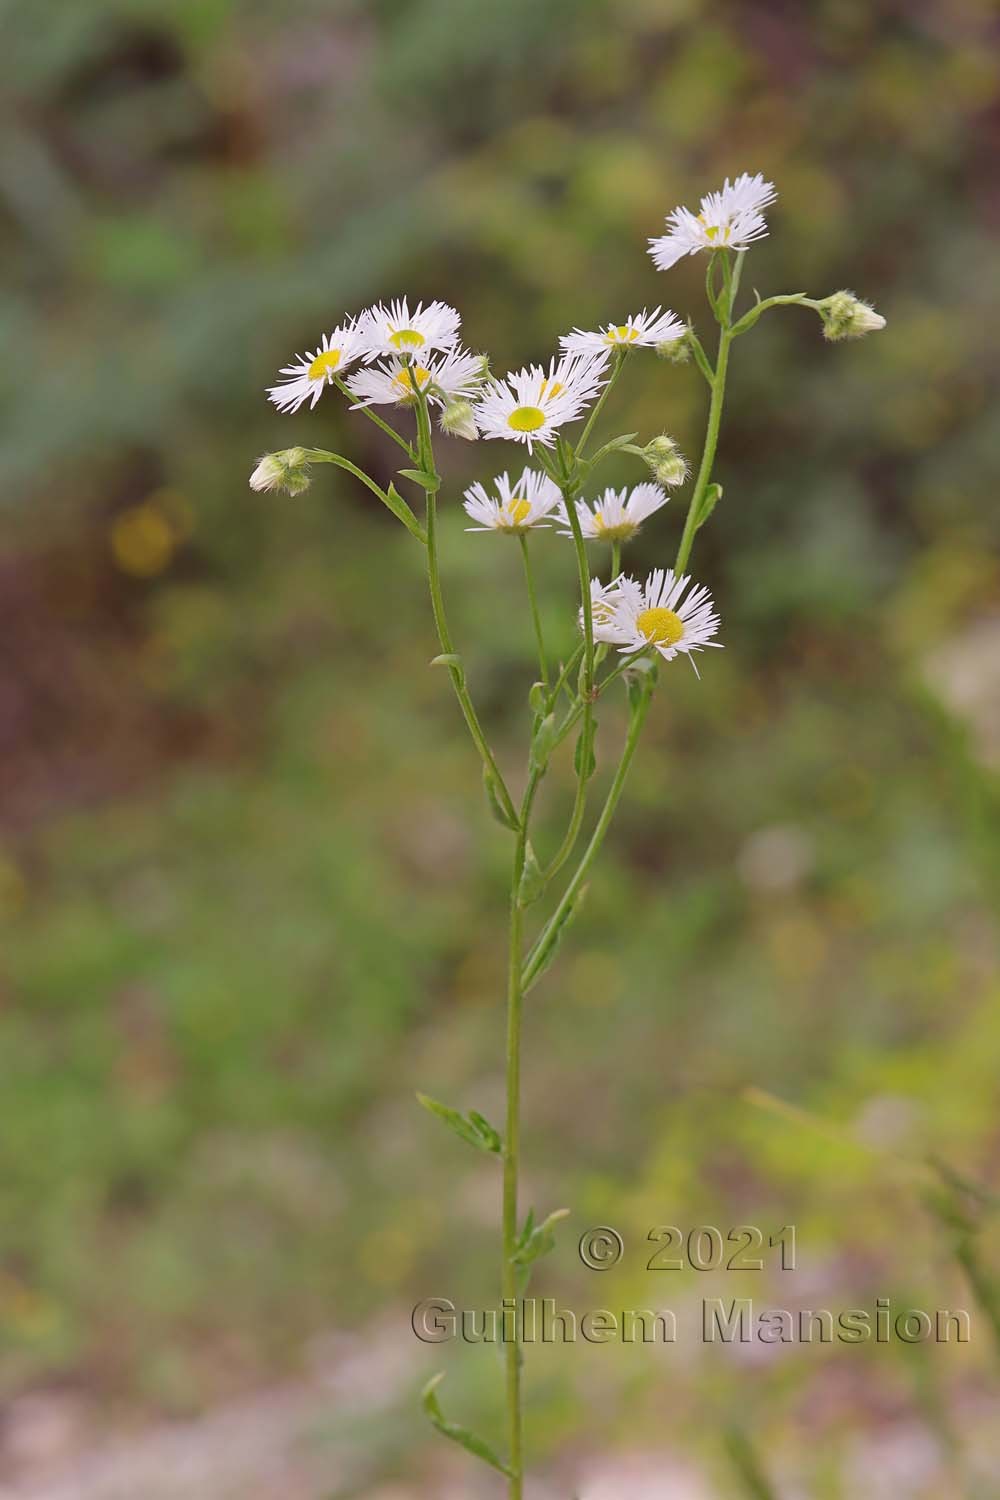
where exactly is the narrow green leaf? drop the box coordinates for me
[573,720,597,782]
[430,652,462,671]
[524,884,589,989]
[483,765,520,831]
[398,467,441,492]
[696,482,722,529]
[529,712,558,771]
[587,431,640,467]
[416,1094,501,1154]
[511,1207,571,1266]
[421,1375,513,1478]
[517,841,546,908]
[528,680,548,716]
[467,1111,503,1154]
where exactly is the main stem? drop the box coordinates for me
[674,250,742,576]
[503,849,526,1496]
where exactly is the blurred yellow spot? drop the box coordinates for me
[111,503,176,577]
[637,607,684,647]
[509,405,545,432]
[608,325,640,343]
[539,378,564,398]
[307,348,342,380]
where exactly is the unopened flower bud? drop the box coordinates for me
[439,398,479,441]
[819,290,886,342]
[656,332,692,364]
[641,435,688,488]
[249,447,312,495]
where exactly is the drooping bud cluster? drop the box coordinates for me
[249,447,313,495]
[818,290,887,342]
[641,434,689,489]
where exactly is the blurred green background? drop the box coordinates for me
[1,0,999,1495]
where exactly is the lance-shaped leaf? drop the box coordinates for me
[397,466,441,493]
[416,1094,502,1155]
[529,712,558,772]
[511,1206,571,1267]
[573,718,597,782]
[696,482,722,530]
[483,764,520,831]
[517,841,546,908]
[421,1374,513,1477]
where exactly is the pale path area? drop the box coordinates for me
[1,1322,994,1500]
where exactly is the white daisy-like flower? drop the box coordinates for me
[559,307,686,356]
[267,323,365,413]
[357,298,461,361]
[590,568,721,671]
[345,349,484,410]
[559,483,669,543]
[463,468,562,533]
[582,574,644,644]
[648,172,777,272]
[475,352,609,451]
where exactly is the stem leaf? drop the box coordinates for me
[416,1094,502,1155]
[517,841,546,907]
[483,765,520,831]
[529,711,558,772]
[421,1374,514,1478]
[573,719,597,782]
[398,467,441,492]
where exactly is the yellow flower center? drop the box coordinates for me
[636,606,684,647]
[503,497,531,526]
[508,406,545,433]
[307,349,342,380]
[606,325,640,344]
[389,327,426,350]
[593,512,637,542]
[392,366,432,400]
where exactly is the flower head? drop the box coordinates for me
[439,397,479,441]
[589,568,721,671]
[267,324,365,413]
[560,483,669,544]
[648,173,777,272]
[582,575,644,643]
[463,468,561,533]
[640,434,689,488]
[345,349,484,410]
[559,307,686,357]
[819,290,887,341]
[249,447,313,496]
[358,298,461,361]
[475,352,609,451]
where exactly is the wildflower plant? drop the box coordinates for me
[250,172,884,1495]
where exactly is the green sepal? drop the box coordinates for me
[483,765,520,831]
[421,1374,513,1478]
[416,1094,502,1155]
[529,712,558,772]
[528,681,548,716]
[398,467,441,493]
[573,719,597,782]
[517,842,546,908]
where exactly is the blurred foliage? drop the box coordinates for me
[1,0,999,1491]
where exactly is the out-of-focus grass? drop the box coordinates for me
[1,0,999,1486]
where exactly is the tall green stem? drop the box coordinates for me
[413,387,520,830]
[519,534,549,689]
[674,331,730,575]
[523,684,652,992]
